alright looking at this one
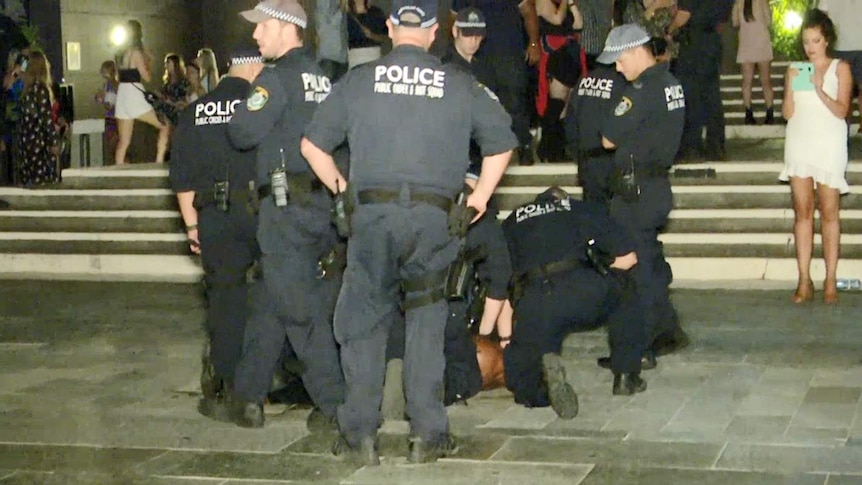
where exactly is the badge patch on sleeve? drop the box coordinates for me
[247,86,269,111]
[478,82,499,102]
[614,96,633,116]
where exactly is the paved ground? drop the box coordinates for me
[0,282,861,484]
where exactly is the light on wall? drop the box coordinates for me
[110,25,127,47]
[783,11,803,32]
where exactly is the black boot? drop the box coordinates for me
[541,353,579,419]
[744,107,756,125]
[538,98,567,163]
[232,400,264,428]
[612,373,647,395]
[764,106,775,125]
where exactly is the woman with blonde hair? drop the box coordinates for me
[114,19,169,164]
[196,48,219,93]
[15,50,59,186]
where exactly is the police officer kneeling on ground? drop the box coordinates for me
[502,187,645,419]
[599,25,690,366]
[169,46,265,420]
[566,62,626,208]
[226,0,345,431]
[300,0,517,465]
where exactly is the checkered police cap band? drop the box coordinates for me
[231,55,264,65]
[390,6,437,28]
[603,35,651,53]
[454,19,486,29]
[255,3,307,28]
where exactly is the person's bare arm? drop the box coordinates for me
[668,8,691,34]
[300,137,348,193]
[176,192,200,255]
[536,0,567,24]
[815,61,853,119]
[495,299,514,348]
[520,0,541,65]
[610,251,637,270]
[782,66,796,120]
[133,49,153,83]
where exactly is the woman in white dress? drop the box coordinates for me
[114,20,170,164]
[780,9,853,304]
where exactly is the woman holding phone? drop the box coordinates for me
[780,9,852,304]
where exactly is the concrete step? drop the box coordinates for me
[492,185,862,211]
[60,168,171,190]
[0,232,187,255]
[1,252,857,285]
[0,188,178,211]
[658,233,862,258]
[0,211,181,233]
[501,163,862,187]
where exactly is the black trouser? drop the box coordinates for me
[198,203,259,387]
[675,35,725,157]
[482,54,531,148]
[609,178,678,345]
[233,194,345,417]
[578,154,614,208]
[335,201,459,447]
[504,268,642,408]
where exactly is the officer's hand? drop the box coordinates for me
[465,192,487,223]
[525,44,541,66]
[188,228,201,255]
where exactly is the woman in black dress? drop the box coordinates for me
[15,50,58,187]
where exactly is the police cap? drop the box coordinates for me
[535,186,570,203]
[596,24,651,64]
[229,45,264,67]
[239,0,308,29]
[454,7,486,36]
[390,0,438,28]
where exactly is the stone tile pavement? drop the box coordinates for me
[0,281,861,484]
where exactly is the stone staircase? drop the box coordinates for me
[1,63,861,285]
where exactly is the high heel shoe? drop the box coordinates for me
[823,279,839,304]
[792,279,814,304]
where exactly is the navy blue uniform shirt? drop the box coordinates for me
[304,44,517,196]
[170,76,257,193]
[566,64,626,156]
[228,47,331,186]
[600,62,685,172]
[502,197,636,274]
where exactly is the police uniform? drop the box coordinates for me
[168,52,262,416]
[673,0,725,160]
[227,1,345,428]
[598,26,685,356]
[302,0,517,461]
[502,189,644,415]
[566,64,625,207]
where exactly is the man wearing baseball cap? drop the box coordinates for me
[227,0,346,434]
[442,7,490,82]
[169,44,266,422]
[597,24,689,391]
[301,0,517,466]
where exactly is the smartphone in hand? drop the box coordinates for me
[791,62,815,92]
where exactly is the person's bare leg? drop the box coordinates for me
[790,176,815,302]
[817,183,841,303]
[741,62,754,108]
[115,118,134,165]
[758,61,774,108]
[138,110,169,164]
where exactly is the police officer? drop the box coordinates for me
[598,25,688,364]
[670,0,726,161]
[301,0,517,465]
[566,62,626,208]
[502,187,643,419]
[227,0,345,431]
[442,7,492,84]
[169,46,265,420]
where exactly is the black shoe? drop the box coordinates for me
[518,144,535,166]
[232,401,264,428]
[612,373,647,395]
[306,407,338,433]
[541,353,579,419]
[407,434,459,464]
[332,435,380,466]
[197,396,232,422]
[764,106,775,125]
[744,107,756,125]
[597,352,657,371]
